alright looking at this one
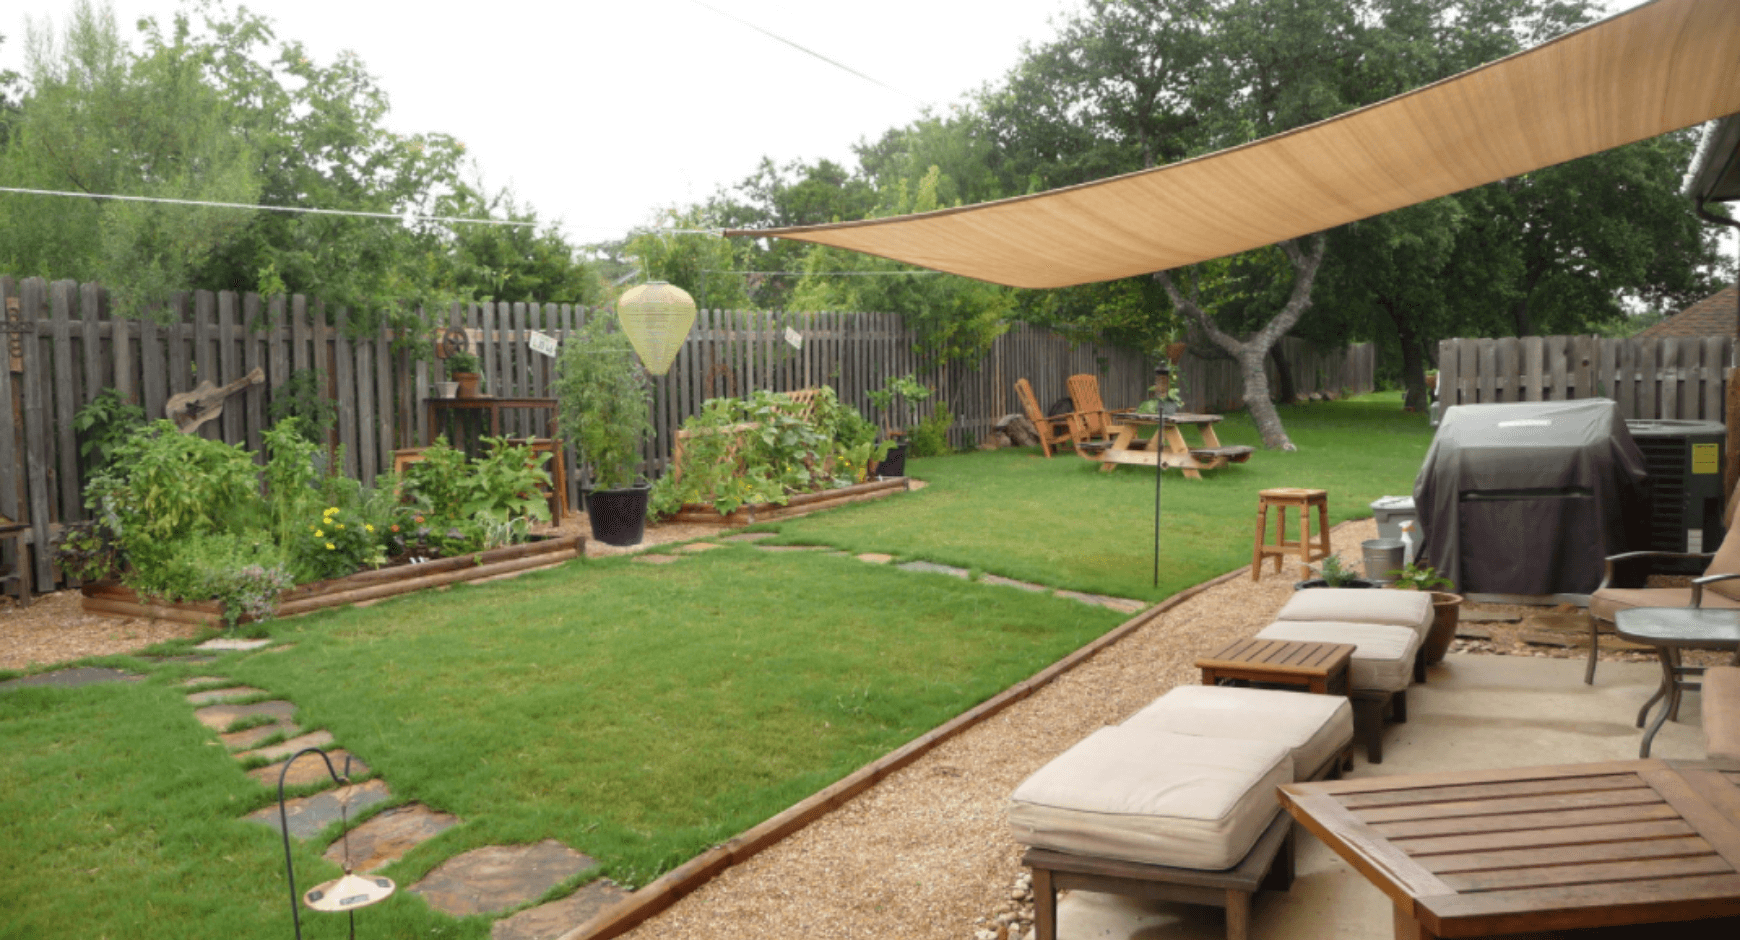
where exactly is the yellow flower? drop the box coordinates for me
[337,523,345,530]
[365,525,375,533]
[314,530,324,537]
[326,542,336,550]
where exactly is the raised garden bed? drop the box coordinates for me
[80,535,586,626]
[668,477,912,526]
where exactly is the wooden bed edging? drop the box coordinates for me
[556,561,1255,940]
[668,477,911,526]
[80,535,586,625]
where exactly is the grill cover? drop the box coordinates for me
[1413,400,1648,595]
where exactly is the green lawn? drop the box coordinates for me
[774,393,1434,600]
[0,393,1435,939]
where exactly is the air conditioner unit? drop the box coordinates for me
[1624,419,1725,569]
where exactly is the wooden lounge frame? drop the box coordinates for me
[1013,378,1081,458]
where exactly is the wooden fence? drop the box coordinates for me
[1,275,1374,597]
[1435,335,1734,420]
[1177,338,1376,413]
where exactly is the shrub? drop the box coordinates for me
[909,401,954,457]
[85,421,262,573]
[72,388,146,481]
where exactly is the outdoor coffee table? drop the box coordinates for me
[1279,757,1740,939]
[1197,638,1355,696]
[1613,607,1740,757]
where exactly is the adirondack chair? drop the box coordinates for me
[1065,374,1125,451]
[1014,379,1080,458]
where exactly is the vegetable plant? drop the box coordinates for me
[1315,555,1361,587]
[866,374,931,436]
[72,388,146,480]
[1389,562,1452,591]
[554,312,651,490]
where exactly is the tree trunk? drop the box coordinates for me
[1381,298,1429,412]
[1268,344,1297,404]
[1155,235,1328,451]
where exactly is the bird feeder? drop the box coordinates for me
[616,281,696,376]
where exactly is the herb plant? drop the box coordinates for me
[1389,562,1452,591]
[1315,555,1361,587]
[72,388,146,480]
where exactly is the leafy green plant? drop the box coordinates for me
[85,421,262,570]
[865,374,932,435]
[124,530,292,629]
[649,389,857,518]
[1314,555,1361,587]
[290,503,387,583]
[908,401,954,457]
[266,369,336,445]
[554,313,651,490]
[1389,562,1452,591]
[53,516,126,583]
[446,349,481,375]
[72,388,146,480]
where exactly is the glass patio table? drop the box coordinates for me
[1613,606,1740,757]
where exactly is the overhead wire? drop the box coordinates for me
[684,0,926,106]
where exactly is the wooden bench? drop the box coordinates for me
[1706,666,1740,760]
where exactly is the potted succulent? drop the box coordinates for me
[447,349,484,399]
[865,374,931,477]
[555,311,653,546]
[1389,561,1462,664]
[1293,555,1377,591]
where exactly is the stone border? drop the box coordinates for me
[557,560,1254,940]
[668,477,911,526]
[80,535,586,626]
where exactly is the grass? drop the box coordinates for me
[0,392,1437,939]
[773,392,1434,600]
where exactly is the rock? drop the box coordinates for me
[996,414,1040,447]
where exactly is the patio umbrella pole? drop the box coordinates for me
[1153,361,1169,588]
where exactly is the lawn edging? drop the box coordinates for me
[557,559,1254,940]
[668,476,912,525]
[79,535,587,626]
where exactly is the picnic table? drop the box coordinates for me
[1090,411,1255,478]
[1278,757,1740,939]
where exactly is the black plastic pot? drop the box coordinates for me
[585,485,650,547]
[1293,578,1378,591]
[876,442,909,478]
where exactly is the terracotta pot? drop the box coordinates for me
[1424,591,1463,664]
[454,372,482,398]
[1165,341,1188,363]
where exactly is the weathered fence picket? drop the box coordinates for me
[1,274,1373,598]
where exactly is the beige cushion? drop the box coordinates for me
[1255,621,1420,692]
[1275,589,1433,639]
[1121,686,1353,781]
[1589,587,1740,624]
[1704,666,1740,761]
[1009,727,1292,870]
[1703,527,1740,603]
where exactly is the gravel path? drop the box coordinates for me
[624,520,1382,940]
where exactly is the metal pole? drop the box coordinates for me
[1153,360,1170,588]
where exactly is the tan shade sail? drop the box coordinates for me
[725,0,1740,289]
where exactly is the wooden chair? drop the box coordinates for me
[1014,379,1079,458]
[1064,374,1123,453]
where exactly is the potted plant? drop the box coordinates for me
[865,374,931,477]
[555,312,652,546]
[1293,555,1377,590]
[447,349,484,399]
[1388,562,1462,664]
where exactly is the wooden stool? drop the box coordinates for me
[497,437,568,522]
[392,447,429,476]
[1252,488,1330,581]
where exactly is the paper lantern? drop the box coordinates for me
[617,282,697,376]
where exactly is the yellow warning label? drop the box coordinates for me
[1692,442,1719,474]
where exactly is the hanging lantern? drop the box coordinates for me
[616,282,697,376]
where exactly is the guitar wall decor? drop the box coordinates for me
[165,366,266,434]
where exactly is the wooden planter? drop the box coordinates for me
[669,477,911,526]
[81,535,586,627]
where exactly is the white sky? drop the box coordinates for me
[9,0,1719,267]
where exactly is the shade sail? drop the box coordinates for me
[725,0,1740,289]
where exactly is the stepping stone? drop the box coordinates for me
[195,637,273,652]
[245,779,392,840]
[144,655,217,664]
[186,685,268,705]
[1099,597,1149,615]
[979,574,1047,593]
[409,839,597,917]
[720,532,776,542]
[322,803,461,873]
[249,749,370,788]
[856,553,894,564]
[1461,610,1523,623]
[239,730,336,762]
[1455,625,1494,641]
[1054,589,1128,609]
[181,676,231,688]
[491,880,631,940]
[754,544,827,552]
[675,542,723,553]
[630,555,683,565]
[223,720,301,750]
[193,699,296,732]
[898,561,970,578]
[0,667,143,691]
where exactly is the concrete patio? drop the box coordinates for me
[1054,652,1734,940]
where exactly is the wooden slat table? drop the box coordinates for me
[1197,638,1355,696]
[1279,758,1740,938]
[1090,412,1255,479]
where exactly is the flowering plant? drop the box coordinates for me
[292,504,387,582]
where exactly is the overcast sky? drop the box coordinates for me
[9,1,1713,262]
